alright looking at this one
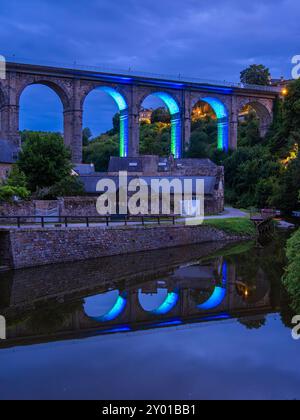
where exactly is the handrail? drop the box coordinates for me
[5,56,281,93]
[0,215,177,228]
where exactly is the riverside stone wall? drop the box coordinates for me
[0,231,11,266]
[0,224,250,269]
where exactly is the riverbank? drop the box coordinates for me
[0,220,255,269]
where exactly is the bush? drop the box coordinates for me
[35,176,85,200]
[6,165,28,188]
[83,135,119,172]
[0,185,30,202]
[283,229,300,313]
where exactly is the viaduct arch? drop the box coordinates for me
[0,62,279,163]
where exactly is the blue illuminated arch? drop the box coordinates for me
[201,97,229,152]
[197,262,228,310]
[139,288,180,316]
[96,87,129,158]
[84,291,127,322]
[152,92,182,159]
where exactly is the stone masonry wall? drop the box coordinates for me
[0,231,12,266]
[3,224,249,269]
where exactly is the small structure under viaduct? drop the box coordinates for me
[0,62,280,163]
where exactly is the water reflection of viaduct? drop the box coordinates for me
[1,243,272,344]
[81,261,271,333]
[0,62,279,162]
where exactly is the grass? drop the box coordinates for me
[204,217,256,236]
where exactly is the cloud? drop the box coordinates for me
[1,0,299,131]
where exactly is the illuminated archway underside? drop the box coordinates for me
[100,87,129,158]
[152,92,182,159]
[86,292,128,322]
[197,262,228,310]
[201,97,229,152]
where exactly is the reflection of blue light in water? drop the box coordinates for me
[152,290,179,315]
[139,288,179,315]
[199,313,230,321]
[150,319,182,327]
[197,287,226,310]
[100,326,131,334]
[84,291,127,322]
[197,262,228,311]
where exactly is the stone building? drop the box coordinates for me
[0,139,19,181]
[79,156,224,215]
[139,108,153,124]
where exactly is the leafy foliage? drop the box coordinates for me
[0,185,30,202]
[0,164,30,202]
[35,176,85,200]
[19,132,72,192]
[6,165,28,188]
[83,134,119,172]
[283,229,300,313]
[151,107,171,124]
[82,127,93,147]
[240,64,271,86]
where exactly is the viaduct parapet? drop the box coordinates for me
[0,62,279,163]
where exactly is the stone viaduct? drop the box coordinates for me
[0,62,280,163]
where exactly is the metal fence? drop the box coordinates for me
[0,215,178,228]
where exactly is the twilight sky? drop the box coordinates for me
[1,0,299,135]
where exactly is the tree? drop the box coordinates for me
[275,156,300,212]
[83,134,119,171]
[6,165,28,188]
[0,164,30,202]
[18,132,72,192]
[139,123,170,156]
[238,112,261,147]
[82,127,92,147]
[283,229,300,314]
[38,176,85,199]
[186,131,209,158]
[240,65,271,86]
[151,107,171,124]
[281,79,300,144]
[112,113,120,134]
[223,146,280,208]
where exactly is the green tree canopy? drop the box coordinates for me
[83,134,119,171]
[82,127,93,147]
[18,132,72,192]
[283,229,300,314]
[151,107,171,124]
[240,64,271,86]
